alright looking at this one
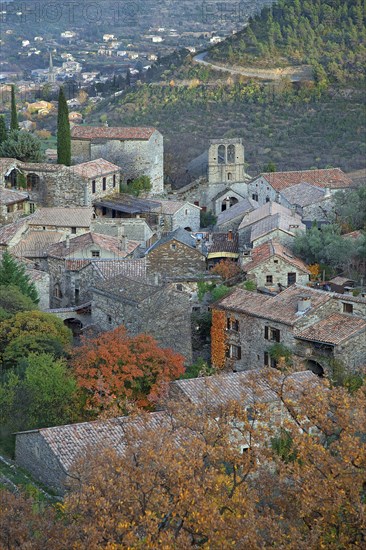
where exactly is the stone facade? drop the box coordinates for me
[242,255,310,290]
[71,127,164,195]
[91,218,155,249]
[15,430,67,495]
[92,280,193,362]
[146,238,207,279]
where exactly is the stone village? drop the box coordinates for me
[0,126,365,492]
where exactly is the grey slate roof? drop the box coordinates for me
[12,231,64,258]
[92,273,162,303]
[238,202,300,230]
[281,183,326,207]
[216,198,258,227]
[250,213,306,242]
[146,227,199,253]
[94,194,161,215]
[28,207,94,228]
[92,258,147,281]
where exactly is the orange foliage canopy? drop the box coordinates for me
[211,259,242,281]
[72,326,185,413]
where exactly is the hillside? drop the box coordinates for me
[88,0,366,184]
[210,0,366,83]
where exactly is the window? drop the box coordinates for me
[176,283,183,291]
[113,174,116,188]
[264,352,277,368]
[227,144,235,163]
[92,180,96,193]
[264,326,281,342]
[274,259,279,264]
[102,177,106,191]
[227,172,232,181]
[266,275,273,285]
[227,317,239,331]
[252,193,258,201]
[54,284,62,299]
[265,196,270,203]
[108,315,112,325]
[218,144,225,164]
[171,243,176,250]
[75,288,79,305]
[91,250,100,258]
[102,207,107,216]
[7,205,14,213]
[185,209,188,215]
[343,302,353,314]
[287,272,297,286]
[226,344,241,360]
[71,227,77,234]
[29,203,35,214]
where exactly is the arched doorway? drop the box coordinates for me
[5,169,17,188]
[184,226,192,232]
[306,359,324,377]
[64,318,83,338]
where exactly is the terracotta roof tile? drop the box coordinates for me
[12,231,64,258]
[47,232,139,259]
[215,284,331,326]
[71,125,157,141]
[0,157,18,174]
[261,168,352,191]
[71,158,120,179]
[171,370,319,409]
[295,313,366,345]
[28,207,94,228]
[0,217,30,246]
[243,241,309,274]
[0,188,28,205]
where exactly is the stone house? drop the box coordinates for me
[248,168,353,207]
[14,370,318,494]
[91,218,155,250]
[241,241,310,290]
[0,216,30,251]
[149,200,201,232]
[206,231,239,268]
[71,158,120,205]
[27,207,94,236]
[0,188,29,223]
[211,285,366,376]
[91,274,193,362]
[145,228,207,278]
[47,232,140,308]
[280,183,335,228]
[70,126,164,195]
[12,230,64,270]
[238,202,305,249]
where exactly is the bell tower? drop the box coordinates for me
[208,138,246,184]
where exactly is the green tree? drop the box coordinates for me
[0,285,37,321]
[57,87,71,166]
[120,175,151,196]
[0,310,72,368]
[10,85,18,131]
[0,114,7,146]
[0,130,44,162]
[0,253,38,303]
[333,185,366,231]
[0,353,79,454]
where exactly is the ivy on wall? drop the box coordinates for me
[211,309,227,369]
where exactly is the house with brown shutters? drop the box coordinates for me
[211,285,366,376]
[71,158,120,205]
[70,126,164,195]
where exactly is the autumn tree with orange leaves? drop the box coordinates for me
[211,259,242,281]
[72,326,185,415]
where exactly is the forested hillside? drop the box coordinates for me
[210,0,366,83]
[89,0,366,183]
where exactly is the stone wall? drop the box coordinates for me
[15,432,66,495]
[85,171,119,205]
[252,229,297,249]
[146,240,207,278]
[49,258,96,308]
[208,139,246,185]
[168,204,200,232]
[92,286,193,362]
[247,176,277,206]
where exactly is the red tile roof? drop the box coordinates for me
[295,313,366,345]
[260,168,352,191]
[215,285,331,326]
[71,158,120,179]
[71,126,157,141]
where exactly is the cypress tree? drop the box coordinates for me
[10,85,18,131]
[0,115,7,146]
[0,251,39,303]
[57,87,71,166]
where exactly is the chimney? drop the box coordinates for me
[324,187,331,198]
[228,230,233,242]
[275,191,281,204]
[290,205,297,217]
[297,296,312,312]
[65,235,70,249]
